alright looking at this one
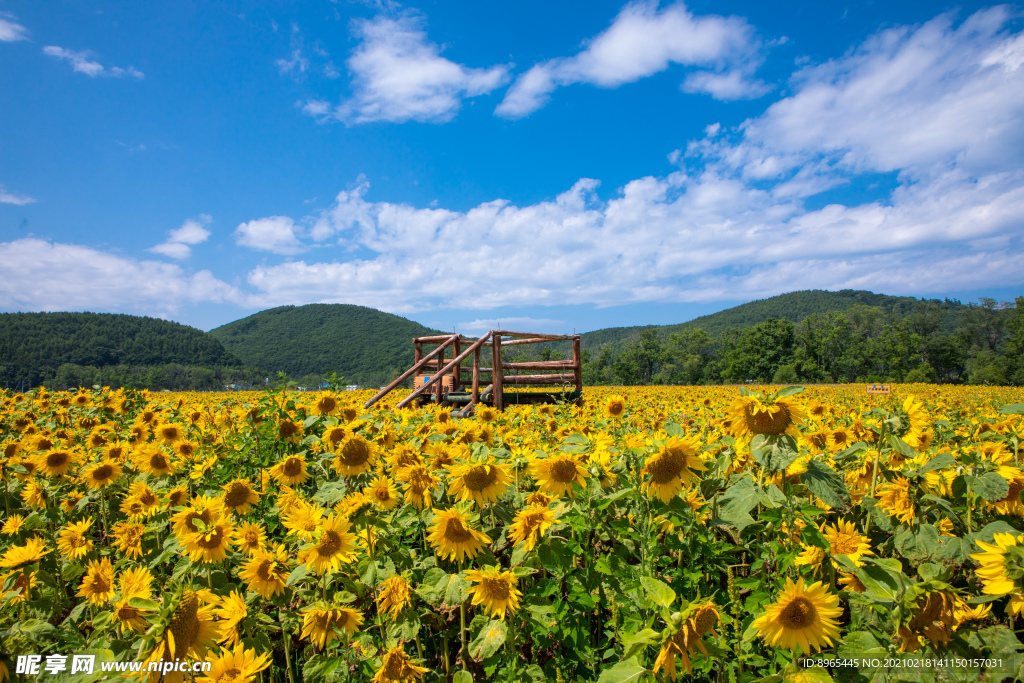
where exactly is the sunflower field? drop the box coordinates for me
[3,382,1024,683]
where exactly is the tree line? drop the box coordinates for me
[579,298,1024,386]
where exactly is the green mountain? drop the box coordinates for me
[209,304,442,385]
[577,289,966,350]
[0,312,244,389]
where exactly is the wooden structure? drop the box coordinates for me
[866,384,892,394]
[363,331,582,413]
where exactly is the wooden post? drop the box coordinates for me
[572,337,582,392]
[453,337,462,392]
[492,334,503,411]
[472,345,481,404]
[435,344,444,405]
[414,340,422,365]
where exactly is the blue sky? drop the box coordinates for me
[1,1,1023,334]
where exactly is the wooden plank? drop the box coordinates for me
[364,334,458,408]
[472,345,481,403]
[572,337,582,391]
[501,374,575,384]
[500,360,576,369]
[491,330,579,340]
[414,334,461,343]
[502,337,562,347]
[395,333,493,409]
[492,334,503,411]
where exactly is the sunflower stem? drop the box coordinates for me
[98,487,109,543]
[459,559,468,672]
[279,610,296,683]
[865,421,886,537]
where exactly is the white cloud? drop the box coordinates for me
[0,12,29,41]
[239,8,1024,313]
[233,216,305,255]
[150,216,212,259]
[0,238,242,315]
[275,24,309,78]
[455,317,567,334]
[0,185,36,205]
[496,1,763,118]
[43,46,144,79]
[307,13,509,124]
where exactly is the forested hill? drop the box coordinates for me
[209,304,442,386]
[0,312,244,389]
[579,289,965,350]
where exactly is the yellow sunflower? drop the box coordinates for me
[332,434,377,477]
[605,395,626,418]
[394,464,439,509]
[80,460,122,489]
[823,519,873,566]
[508,504,559,552]
[269,455,310,486]
[446,460,512,506]
[971,532,1024,596]
[298,514,358,575]
[376,575,411,619]
[641,436,706,503]
[197,644,271,683]
[728,394,806,438]
[372,645,429,683]
[221,478,260,515]
[877,477,917,525]
[181,514,237,564]
[300,605,363,649]
[530,453,589,497]
[213,591,248,646]
[364,475,401,511]
[1,515,25,536]
[465,566,522,620]
[133,443,177,476]
[233,521,267,556]
[139,589,219,683]
[111,521,146,559]
[77,557,116,605]
[56,517,94,560]
[238,545,291,599]
[751,577,843,654]
[0,536,49,570]
[426,508,491,563]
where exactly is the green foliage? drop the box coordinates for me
[0,311,248,390]
[208,304,441,386]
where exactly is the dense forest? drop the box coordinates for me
[572,297,1024,386]
[0,312,260,391]
[209,303,442,388]
[575,289,968,351]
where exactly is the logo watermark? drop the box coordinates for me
[15,654,213,676]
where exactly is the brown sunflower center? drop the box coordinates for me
[185,509,213,532]
[832,431,849,446]
[46,451,70,468]
[118,605,140,621]
[693,607,717,635]
[140,490,157,506]
[550,459,579,483]
[832,533,861,555]
[317,531,342,557]
[197,528,226,550]
[92,465,114,481]
[161,427,180,441]
[326,427,347,446]
[338,439,370,467]
[647,448,688,484]
[317,397,337,414]
[220,668,244,683]
[607,400,625,416]
[463,465,498,491]
[778,596,816,629]
[481,577,511,600]
[149,453,168,470]
[256,560,281,582]
[283,457,304,476]
[374,487,391,502]
[279,421,300,439]
[443,518,474,543]
[224,483,252,508]
[90,573,111,594]
[745,404,793,436]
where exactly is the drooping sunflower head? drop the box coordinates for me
[640,436,706,503]
[970,532,1024,597]
[372,645,429,683]
[508,504,559,552]
[395,464,438,510]
[300,604,364,650]
[899,589,957,652]
[376,575,412,619]
[139,587,219,681]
